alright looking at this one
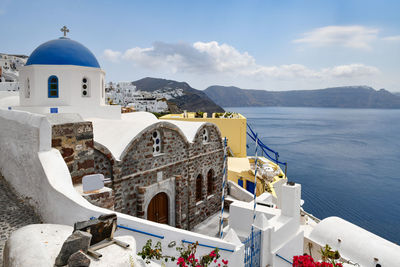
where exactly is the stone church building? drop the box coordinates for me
[13,29,225,230]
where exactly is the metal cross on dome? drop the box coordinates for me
[60,26,69,37]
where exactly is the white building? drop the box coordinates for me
[0,53,27,92]
[12,36,120,119]
[106,81,169,113]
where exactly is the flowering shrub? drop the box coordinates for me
[292,255,343,267]
[176,241,228,267]
[138,239,175,264]
[138,239,228,267]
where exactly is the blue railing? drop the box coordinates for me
[182,240,234,253]
[117,224,164,239]
[276,253,293,265]
[243,229,261,267]
[247,123,288,174]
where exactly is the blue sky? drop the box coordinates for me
[1,0,399,91]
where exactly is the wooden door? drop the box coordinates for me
[147,192,169,224]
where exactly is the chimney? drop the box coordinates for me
[280,182,301,218]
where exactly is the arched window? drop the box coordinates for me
[81,77,90,97]
[207,169,214,195]
[152,130,162,155]
[196,174,203,202]
[48,75,58,98]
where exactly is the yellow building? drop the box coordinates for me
[160,112,286,197]
[161,112,247,157]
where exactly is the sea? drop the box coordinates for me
[226,107,400,245]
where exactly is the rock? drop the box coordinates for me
[68,251,90,267]
[55,230,92,266]
[74,213,117,245]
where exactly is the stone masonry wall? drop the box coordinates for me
[186,125,225,228]
[94,149,113,180]
[108,123,225,230]
[114,124,188,216]
[82,188,115,210]
[51,122,94,184]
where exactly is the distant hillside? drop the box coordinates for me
[204,85,400,109]
[133,77,224,113]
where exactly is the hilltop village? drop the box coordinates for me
[0,29,399,267]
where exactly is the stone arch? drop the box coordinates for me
[141,178,176,226]
[93,141,116,181]
[194,123,223,149]
[120,121,190,161]
[195,173,203,202]
[207,168,215,196]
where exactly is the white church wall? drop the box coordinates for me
[0,109,243,266]
[19,65,105,107]
[12,105,121,120]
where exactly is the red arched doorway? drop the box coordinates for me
[147,192,169,224]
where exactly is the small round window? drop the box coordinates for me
[202,128,209,143]
[152,130,161,155]
[81,77,90,97]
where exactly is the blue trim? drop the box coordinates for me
[276,254,292,265]
[26,38,100,68]
[247,123,287,167]
[48,75,58,98]
[117,225,164,239]
[182,239,234,253]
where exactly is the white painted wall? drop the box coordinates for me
[0,109,243,266]
[229,183,303,267]
[228,180,255,202]
[19,65,105,107]
[12,105,121,120]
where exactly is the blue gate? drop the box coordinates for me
[243,229,261,267]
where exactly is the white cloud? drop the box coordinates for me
[193,41,255,72]
[103,41,380,82]
[103,49,122,62]
[293,25,379,50]
[323,64,379,78]
[382,35,400,42]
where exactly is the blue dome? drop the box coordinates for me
[26,37,100,68]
